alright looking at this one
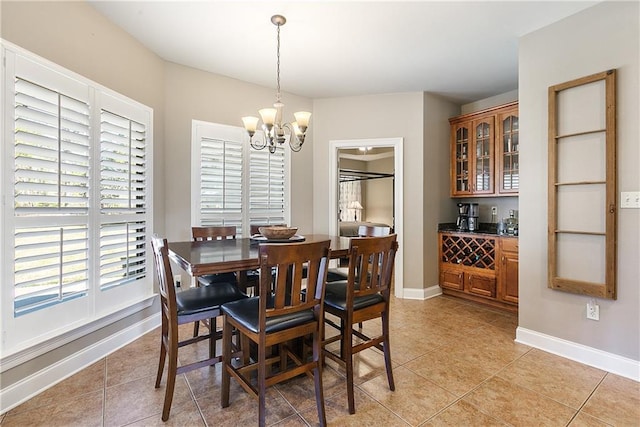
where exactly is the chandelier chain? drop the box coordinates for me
[276,23,281,103]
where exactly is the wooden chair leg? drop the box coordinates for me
[156,337,167,388]
[162,345,179,421]
[221,319,232,408]
[344,322,356,415]
[258,341,267,427]
[209,317,216,358]
[381,310,395,391]
[313,330,327,425]
[193,320,200,337]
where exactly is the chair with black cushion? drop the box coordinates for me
[322,234,398,414]
[192,226,242,336]
[221,240,331,427]
[192,226,239,287]
[150,235,247,421]
[244,224,287,296]
[326,224,391,283]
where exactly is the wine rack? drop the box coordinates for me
[441,233,495,270]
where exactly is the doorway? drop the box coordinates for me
[329,138,404,298]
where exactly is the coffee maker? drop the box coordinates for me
[456,203,470,231]
[468,203,479,231]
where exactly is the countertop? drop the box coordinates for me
[438,222,518,237]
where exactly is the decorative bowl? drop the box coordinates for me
[259,226,298,240]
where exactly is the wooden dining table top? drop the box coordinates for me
[168,234,350,277]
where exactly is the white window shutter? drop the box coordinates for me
[249,146,286,225]
[199,137,243,228]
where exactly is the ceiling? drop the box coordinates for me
[88,1,599,104]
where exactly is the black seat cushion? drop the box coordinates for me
[198,272,238,287]
[221,296,315,334]
[176,282,246,317]
[323,280,384,312]
[326,268,348,282]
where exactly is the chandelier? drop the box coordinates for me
[242,15,311,154]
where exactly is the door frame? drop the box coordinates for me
[329,137,404,298]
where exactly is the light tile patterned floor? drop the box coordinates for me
[2,295,639,426]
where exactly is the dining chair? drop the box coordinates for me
[244,224,287,296]
[150,235,247,421]
[192,226,239,287]
[322,234,398,414]
[220,240,331,427]
[191,226,242,336]
[326,224,391,283]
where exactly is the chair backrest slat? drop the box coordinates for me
[258,240,331,322]
[192,226,236,242]
[347,234,398,300]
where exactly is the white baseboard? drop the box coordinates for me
[0,312,161,414]
[402,285,442,300]
[516,327,640,382]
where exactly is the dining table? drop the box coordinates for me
[168,234,351,282]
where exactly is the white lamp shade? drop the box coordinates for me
[259,108,277,126]
[242,116,259,133]
[294,111,311,129]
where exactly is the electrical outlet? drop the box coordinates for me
[491,206,498,216]
[586,300,600,320]
[173,274,182,287]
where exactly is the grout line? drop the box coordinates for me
[564,372,609,427]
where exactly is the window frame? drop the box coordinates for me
[191,120,291,236]
[1,41,155,360]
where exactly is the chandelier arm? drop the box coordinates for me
[249,133,268,151]
[280,122,304,151]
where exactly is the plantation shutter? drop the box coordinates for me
[249,145,286,225]
[99,110,149,290]
[13,77,91,315]
[199,137,243,228]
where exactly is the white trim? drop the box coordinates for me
[516,327,640,382]
[1,295,157,371]
[328,138,404,298]
[0,310,161,415]
[402,285,442,300]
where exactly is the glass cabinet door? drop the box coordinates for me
[498,111,519,194]
[453,124,470,194]
[472,118,494,194]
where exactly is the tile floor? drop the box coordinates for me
[2,295,639,426]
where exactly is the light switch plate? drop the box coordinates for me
[620,191,640,208]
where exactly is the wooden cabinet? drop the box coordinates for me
[498,237,519,304]
[439,231,517,311]
[449,101,518,197]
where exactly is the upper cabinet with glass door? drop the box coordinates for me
[497,105,519,194]
[449,101,518,197]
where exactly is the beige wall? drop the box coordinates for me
[423,93,461,287]
[1,0,167,234]
[519,1,639,360]
[312,92,457,290]
[163,62,314,241]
